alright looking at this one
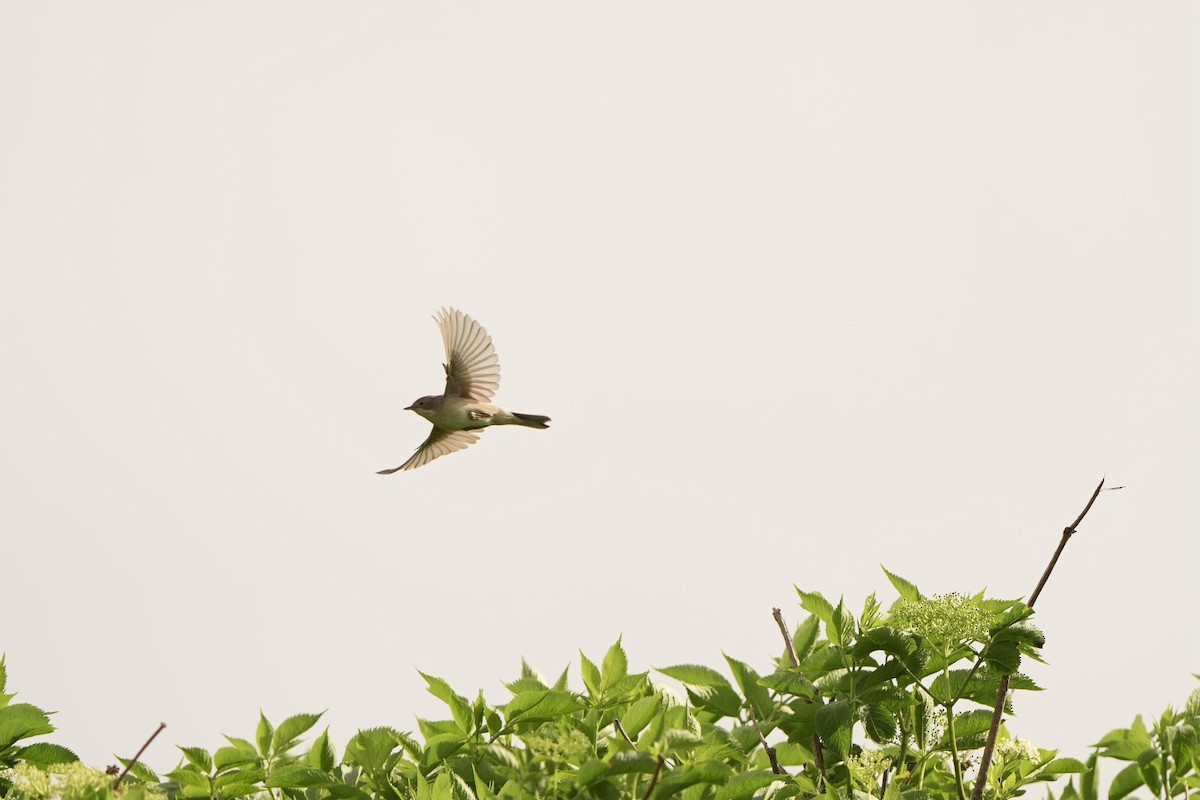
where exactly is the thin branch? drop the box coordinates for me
[113,722,167,791]
[1028,477,1105,607]
[773,607,800,667]
[970,477,1110,800]
[614,719,637,749]
[641,755,666,800]
[772,607,825,788]
[749,705,787,775]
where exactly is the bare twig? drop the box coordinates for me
[614,719,637,749]
[772,608,825,788]
[773,607,800,667]
[749,705,787,775]
[641,755,666,800]
[113,722,167,791]
[970,478,1110,800]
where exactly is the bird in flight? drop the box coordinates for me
[377,308,550,473]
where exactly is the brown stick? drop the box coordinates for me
[970,478,1108,800]
[113,722,167,791]
[641,755,666,800]
[773,607,800,667]
[749,705,787,775]
[773,607,824,787]
[614,719,637,749]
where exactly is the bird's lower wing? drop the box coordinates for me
[376,427,481,474]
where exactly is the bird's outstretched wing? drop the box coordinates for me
[376,427,481,474]
[437,307,501,401]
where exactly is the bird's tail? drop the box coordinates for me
[510,412,551,429]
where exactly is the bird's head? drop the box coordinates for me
[404,395,444,420]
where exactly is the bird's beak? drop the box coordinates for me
[403,404,414,411]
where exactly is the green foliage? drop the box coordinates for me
[1082,681,1200,800]
[0,655,80,795]
[1,571,1193,800]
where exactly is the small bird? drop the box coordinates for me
[377,308,550,473]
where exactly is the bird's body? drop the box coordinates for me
[377,309,549,473]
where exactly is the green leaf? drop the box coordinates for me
[882,567,921,601]
[982,640,1022,674]
[307,727,336,772]
[792,616,821,662]
[420,673,472,733]
[654,760,734,796]
[606,750,660,775]
[576,758,608,786]
[601,637,629,693]
[715,770,782,800]
[214,745,258,771]
[723,655,771,718]
[863,704,897,743]
[272,712,323,754]
[1108,762,1145,800]
[264,765,332,789]
[342,727,401,773]
[1040,758,1088,776]
[816,700,854,758]
[797,590,837,634]
[255,712,273,758]
[939,709,994,750]
[504,690,583,724]
[18,742,79,767]
[657,664,732,689]
[0,703,54,748]
[580,652,602,699]
[620,694,661,738]
[179,746,213,772]
[1081,752,1099,800]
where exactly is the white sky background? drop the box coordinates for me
[2,1,1197,775]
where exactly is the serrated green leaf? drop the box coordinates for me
[797,590,837,633]
[1108,762,1144,800]
[792,616,820,662]
[264,765,332,789]
[715,769,782,800]
[214,745,258,771]
[723,655,771,719]
[816,700,854,758]
[580,652,602,699]
[342,727,400,773]
[982,640,1021,675]
[179,746,213,772]
[576,758,607,786]
[882,567,921,601]
[654,760,733,795]
[420,673,472,733]
[620,695,661,738]
[863,704,897,743]
[601,637,628,693]
[307,727,336,771]
[1040,758,1088,776]
[504,690,583,724]
[255,712,273,758]
[272,712,323,753]
[18,742,79,767]
[0,703,54,748]
[657,664,732,688]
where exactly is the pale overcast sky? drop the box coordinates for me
[2,2,1197,775]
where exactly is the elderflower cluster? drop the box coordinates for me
[8,762,112,800]
[847,749,893,785]
[888,593,990,644]
[996,737,1040,762]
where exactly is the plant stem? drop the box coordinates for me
[970,477,1108,800]
[113,722,166,791]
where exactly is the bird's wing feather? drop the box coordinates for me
[376,427,481,474]
[437,307,501,401]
